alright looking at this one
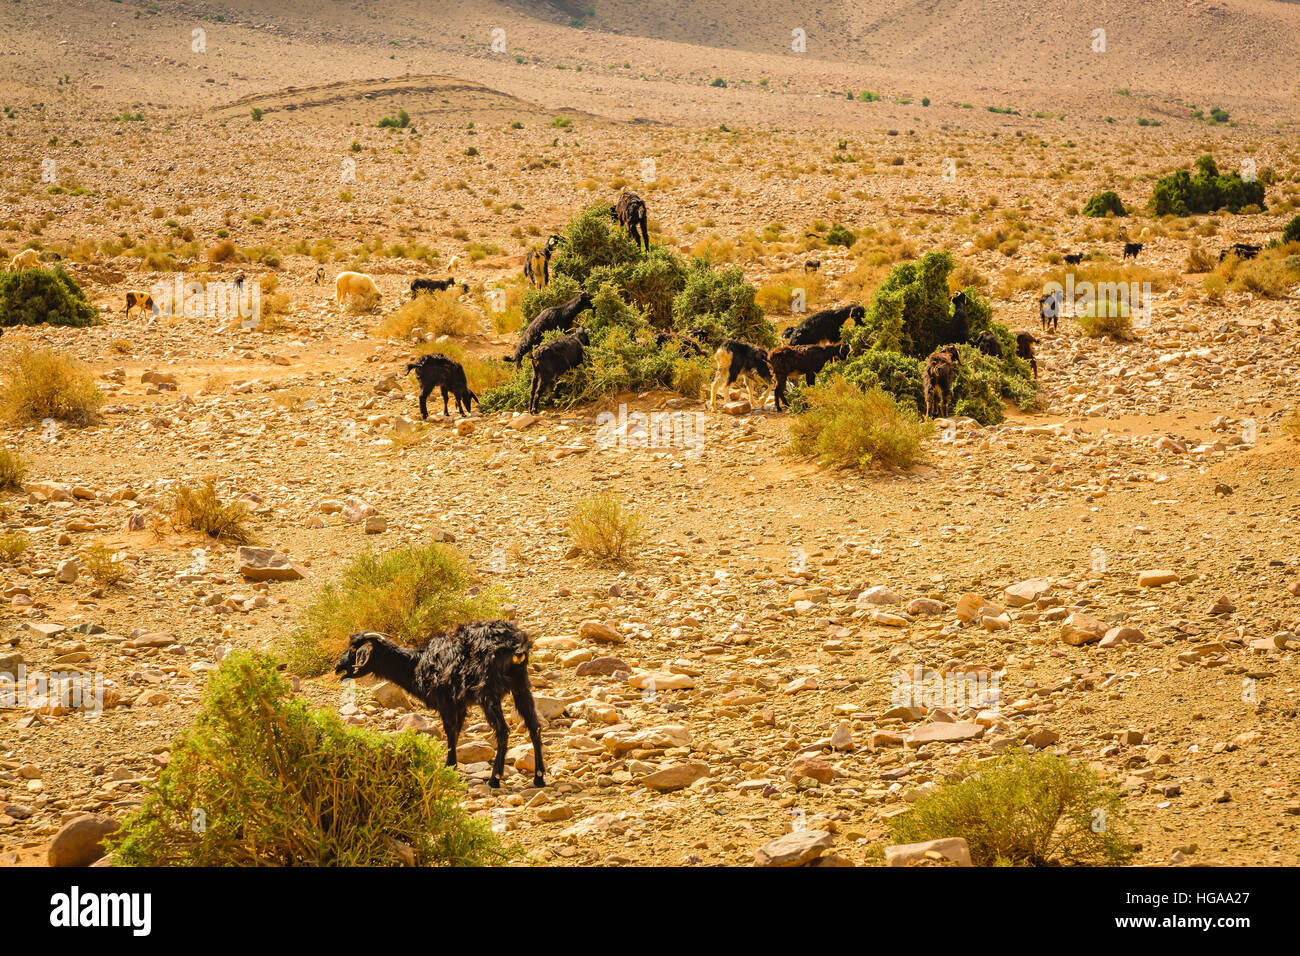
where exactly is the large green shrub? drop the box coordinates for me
[1081,191,1126,218]
[672,261,774,348]
[108,652,507,866]
[1148,155,1266,215]
[550,203,641,287]
[890,750,1132,866]
[0,265,99,328]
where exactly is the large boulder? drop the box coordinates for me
[235,546,305,582]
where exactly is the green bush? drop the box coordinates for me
[0,265,99,328]
[1148,155,1266,216]
[550,203,641,287]
[1282,215,1300,245]
[672,261,775,348]
[825,224,856,248]
[108,652,507,866]
[889,750,1133,866]
[588,246,689,329]
[1081,191,1126,218]
[788,376,932,469]
[837,348,924,412]
[0,447,26,492]
[846,250,958,358]
[282,543,502,677]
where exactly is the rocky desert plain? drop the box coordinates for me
[2,0,1300,869]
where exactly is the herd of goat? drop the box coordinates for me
[5,192,1270,426]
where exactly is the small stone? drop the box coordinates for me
[885,837,972,867]
[640,761,709,792]
[235,546,305,581]
[364,515,388,534]
[754,830,833,867]
[1061,612,1107,646]
[1138,569,1180,587]
[578,620,624,644]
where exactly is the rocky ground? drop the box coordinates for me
[2,1,1300,868]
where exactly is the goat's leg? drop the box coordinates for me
[441,386,451,417]
[480,694,510,789]
[510,679,546,787]
[439,705,464,769]
[528,371,541,415]
[708,370,722,410]
[418,382,432,420]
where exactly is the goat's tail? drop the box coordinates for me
[405,361,419,374]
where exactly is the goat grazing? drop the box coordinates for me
[804,259,821,273]
[406,353,478,419]
[7,249,39,271]
[780,303,865,346]
[335,271,382,305]
[923,345,960,418]
[653,331,706,358]
[1039,289,1063,332]
[709,340,773,410]
[335,623,546,789]
[1016,331,1038,379]
[124,290,157,320]
[524,234,561,288]
[769,342,847,412]
[1063,253,1083,266]
[611,191,649,250]
[312,266,325,285]
[1220,243,1261,263]
[410,276,468,298]
[974,330,1002,358]
[505,291,594,364]
[1122,242,1143,260]
[528,328,589,414]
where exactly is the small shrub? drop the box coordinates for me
[1283,216,1300,246]
[81,544,128,587]
[569,493,643,565]
[889,750,1132,866]
[107,652,507,866]
[0,447,26,491]
[380,291,478,339]
[1076,300,1134,340]
[1081,191,1126,218]
[282,543,501,677]
[0,265,99,328]
[788,376,931,469]
[825,224,856,248]
[0,348,102,425]
[207,239,237,263]
[170,481,253,543]
[0,531,28,562]
[1184,242,1215,273]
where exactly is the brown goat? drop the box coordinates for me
[923,345,960,418]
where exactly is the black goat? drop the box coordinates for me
[653,331,706,358]
[1122,242,1143,260]
[1039,289,1063,332]
[709,340,773,410]
[524,234,561,288]
[923,345,960,418]
[505,291,594,364]
[974,330,1002,358]
[1016,331,1038,380]
[406,353,478,419]
[780,303,865,346]
[769,342,847,412]
[943,290,970,346]
[335,623,545,789]
[611,191,649,250]
[312,267,325,285]
[528,328,589,414]
[411,276,468,298]
[1063,253,1083,266]
[804,259,821,272]
[1219,243,1261,263]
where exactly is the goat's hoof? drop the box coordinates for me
[533,775,546,788]
[488,777,501,789]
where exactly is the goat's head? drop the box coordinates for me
[575,290,595,311]
[951,290,968,308]
[335,632,385,680]
[572,327,591,347]
[544,234,562,254]
[938,345,961,364]
[848,304,866,323]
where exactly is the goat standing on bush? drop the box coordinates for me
[336,622,546,789]
[610,192,649,251]
[505,291,594,364]
[780,303,864,346]
[524,234,561,288]
[529,328,589,414]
